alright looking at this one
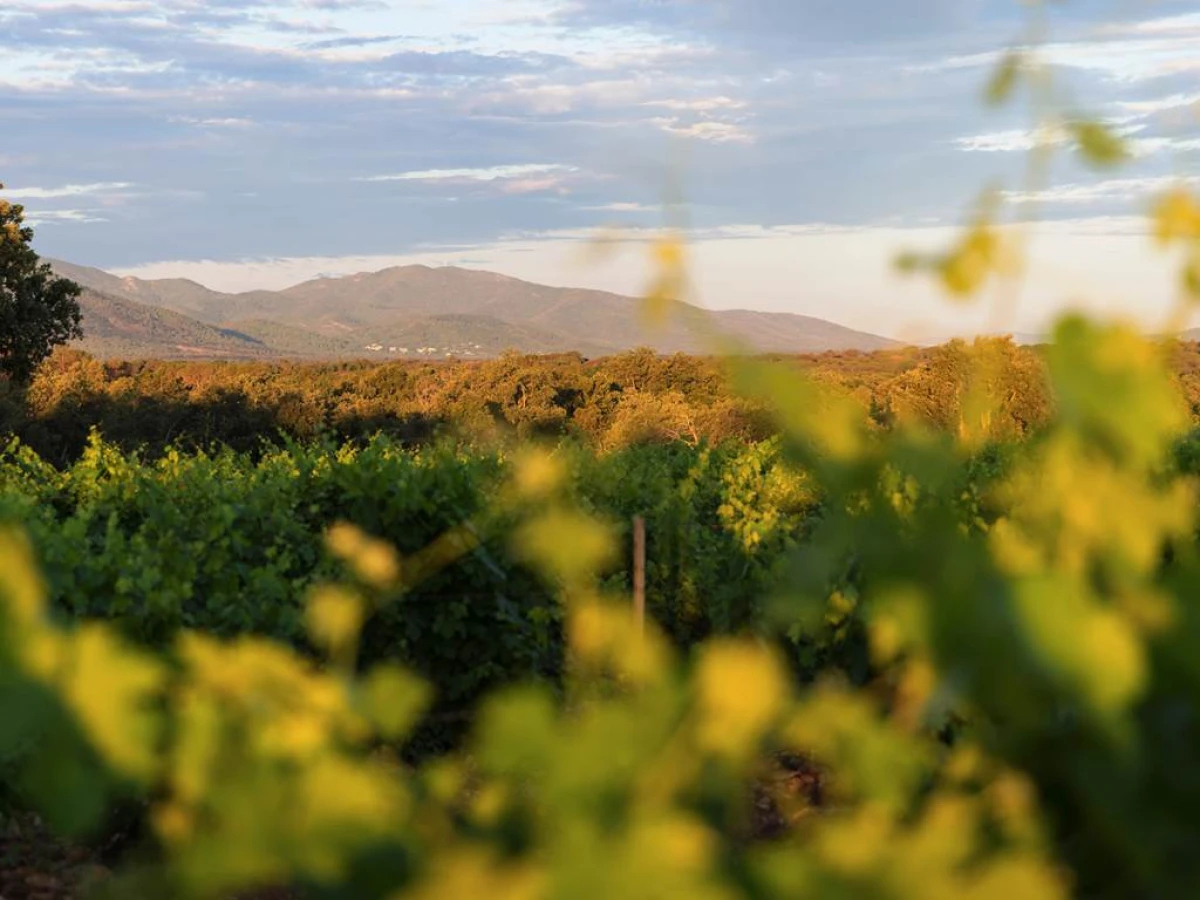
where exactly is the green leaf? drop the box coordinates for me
[1152,189,1200,245]
[359,663,429,741]
[894,251,929,274]
[985,51,1023,106]
[1068,119,1130,169]
[475,686,557,777]
[1185,252,1200,302]
[1010,574,1146,716]
[1046,315,1187,467]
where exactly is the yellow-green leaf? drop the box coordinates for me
[359,663,429,740]
[1185,252,1200,301]
[695,640,789,760]
[985,51,1023,106]
[58,625,165,782]
[1069,120,1130,169]
[1153,189,1200,245]
[512,508,616,587]
[306,586,365,663]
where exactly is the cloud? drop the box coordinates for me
[921,12,1200,84]
[1,182,133,199]
[24,209,110,225]
[359,163,595,198]
[649,118,753,143]
[5,0,1193,347]
[581,202,657,212]
[169,116,255,127]
[361,164,579,183]
[1129,136,1200,155]
[953,122,1200,158]
[1004,176,1200,206]
[644,96,747,112]
[1098,11,1200,38]
[955,128,1067,154]
[499,178,569,195]
[1114,91,1200,117]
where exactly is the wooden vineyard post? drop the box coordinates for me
[633,516,646,638]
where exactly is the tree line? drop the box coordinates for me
[12,331,1200,464]
[1,339,1062,463]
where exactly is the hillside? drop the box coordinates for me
[52,259,899,359]
[76,288,277,360]
[220,319,360,358]
[364,314,613,358]
[52,259,229,320]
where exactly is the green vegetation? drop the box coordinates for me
[5,6,1200,899]
[18,330,1200,465]
[0,189,82,384]
[6,312,1200,899]
[76,289,282,361]
[0,339,1059,465]
[0,434,813,733]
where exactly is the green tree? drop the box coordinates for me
[0,187,83,384]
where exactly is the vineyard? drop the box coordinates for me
[0,434,814,726]
[5,317,1200,897]
[5,1,1200,896]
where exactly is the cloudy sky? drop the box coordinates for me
[2,0,1198,340]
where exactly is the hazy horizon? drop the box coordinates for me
[97,216,1183,345]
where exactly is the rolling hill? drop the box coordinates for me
[75,288,276,360]
[52,259,899,360]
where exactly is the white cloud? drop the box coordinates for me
[1103,12,1200,37]
[1048,39,1200,83]
[1129,136,1200,156]
[1,181,133,199]
[24,209,109,224]
[954,123,1146,153]
[648,118,753,143]
[361,164,578,183]
[581,202,657,212]
[1005,176,1200,205]
[169,116,256,128]
[643,96,747,112]
[12,0,1194,330]
[956,123,1199,158]
[1114,92,1200,117]
[955,128,1065,153]
[498,176,572,195]
[921,26,1200,84]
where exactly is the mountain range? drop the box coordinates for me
[49,259,900,361]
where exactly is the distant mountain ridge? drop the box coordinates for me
[72,288,277,360]
[51,259,899,361]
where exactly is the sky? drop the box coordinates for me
[1,0,1198,341]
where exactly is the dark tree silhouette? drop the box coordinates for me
[0,185,83,384]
